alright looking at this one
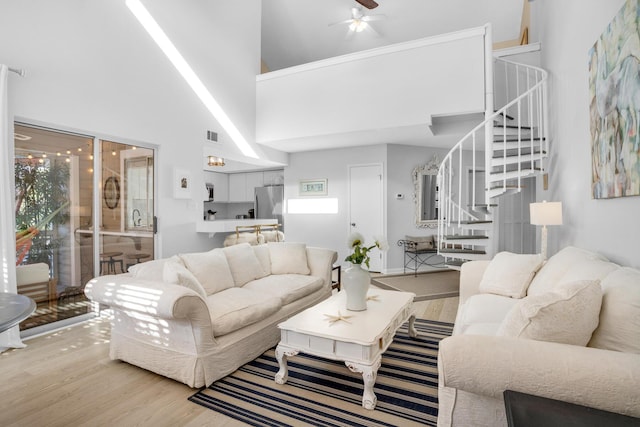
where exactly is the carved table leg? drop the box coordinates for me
[408,314,418,338]
[346,358,382,410]
[274,344,299,384]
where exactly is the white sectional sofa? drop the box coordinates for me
[437,246,640,426]
[85,242,337,388]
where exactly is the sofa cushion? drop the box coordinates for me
[406,235,434,251]
[223,243,267,286]
[163,258,207,298]
[128,256,178,281]
[497,280,602,346]
[268,242,310,275]
[479,252,544,298]
[179,249,235,295]
[252,244,272,276]
[558,259,619,285]
[589,267,640,353]
[206,287,282,336]
[458,294,520,334]
[528,246,608,296]
[243,274,324,305]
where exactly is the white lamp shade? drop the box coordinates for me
[530,201,563,226]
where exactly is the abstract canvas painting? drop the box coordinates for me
[589,0,640,199]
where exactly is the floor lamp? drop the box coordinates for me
[530,201,563,260]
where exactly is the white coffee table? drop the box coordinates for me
[275,288,417,410]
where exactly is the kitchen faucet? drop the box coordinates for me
[132,209,142,227]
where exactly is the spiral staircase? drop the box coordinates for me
[436,57,549,268]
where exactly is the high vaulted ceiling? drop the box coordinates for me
[261,0,526,72]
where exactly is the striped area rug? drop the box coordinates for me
[189,319,453,427]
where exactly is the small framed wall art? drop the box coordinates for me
[299,178,328,196]
[173,168,192,199]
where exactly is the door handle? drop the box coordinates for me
[351,223,356,227]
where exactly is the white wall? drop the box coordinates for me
[257,28,487,144]
[284,145,387,266]
[284,144,456,273]
[386,145,451,272]
[0,0,261,257]
[532,0,640,267]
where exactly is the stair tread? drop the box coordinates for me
[493,136,545,143]
[489,168,537,180]
[443,235,489,240]
[493,124,532,130]
[458,220,493,224]
[488,184,522,190]
[440,248,487,255]
[494,111,515,121]
[445,260,466,267]
[470,204,498,207]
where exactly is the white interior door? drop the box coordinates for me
[348,164,383,272]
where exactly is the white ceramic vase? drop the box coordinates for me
[343,263,370,311]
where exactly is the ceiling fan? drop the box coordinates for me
[356,0,379,9]
[329,5,386,37]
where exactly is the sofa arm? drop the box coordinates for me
[306,247,338,287]
[459,260,490,304]
[85,274,210,322]
[438,334,640,417]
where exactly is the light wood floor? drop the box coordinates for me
[0,296,458,427]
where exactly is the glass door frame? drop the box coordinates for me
[14,118,158,335]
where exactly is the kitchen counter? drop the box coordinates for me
[196,218,278,235]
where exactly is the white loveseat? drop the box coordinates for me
[437,246,640,426]
[85,242,337,388]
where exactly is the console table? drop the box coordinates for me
[504,390,640,427]
[397,239,445,276]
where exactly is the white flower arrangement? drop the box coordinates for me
[344,232,389,268]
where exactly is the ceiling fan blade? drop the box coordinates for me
[355,0,379,9]
[362,14,386,22]
[328,18,354,27]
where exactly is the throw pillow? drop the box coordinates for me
[179,249,235,295]
[497,280,602,346]
[479,252,544,298]
[268,242,310,275]
[127,257,174,281]
[252,244,272,276]
[527,246,608,296]
[163,258,207,298]
[588,267,640,353]
[223,243,268,286]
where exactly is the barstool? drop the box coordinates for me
[125,252,151,270]
[100,251,124,274]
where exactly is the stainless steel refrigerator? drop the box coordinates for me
[255,185,284,230]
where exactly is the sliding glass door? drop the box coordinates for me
[13,124,156,333]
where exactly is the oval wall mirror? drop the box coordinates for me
[104,176,120,209]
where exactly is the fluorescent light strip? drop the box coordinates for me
[126,0,258,159]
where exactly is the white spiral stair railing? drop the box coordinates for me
[437,58,549,267]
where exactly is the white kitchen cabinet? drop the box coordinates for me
[224,170,283,202]
[205,171,229,202]
[229,172,264,202]
[228,173,247,202]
